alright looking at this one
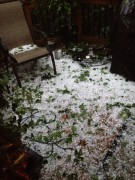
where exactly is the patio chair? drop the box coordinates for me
[0,0,57,87]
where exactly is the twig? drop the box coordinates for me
[54,143,73,151]
[21,111,39,125]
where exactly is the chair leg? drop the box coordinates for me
[50,52,57,75]
[11,63,22,88]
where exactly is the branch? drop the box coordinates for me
[21,111,39,125]
[54,143,73,151]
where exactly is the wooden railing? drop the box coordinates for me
[23,0,120,44]
[23,1,69,38]
[77,0,120,44]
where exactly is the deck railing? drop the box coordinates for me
[77,0,120,44]
[23,0,120,44]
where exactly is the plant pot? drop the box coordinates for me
[54,49,63,60]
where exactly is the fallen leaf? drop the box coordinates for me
[12,152,28,166]
[0,144,13,151]
[61,114,69,121]
[79,140,87,147]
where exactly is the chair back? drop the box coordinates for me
[0,0,33,50]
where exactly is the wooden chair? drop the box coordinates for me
[0,0,57,87]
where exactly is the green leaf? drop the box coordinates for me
[35,99,41,103]
[53,131,62,140]
[91,175,99,180]
[57,87,72,94]
[28,120,34,127]
[65,154,71,162]
[66,134,72,144]
[71,112,78,118]
[43,136,49,143]
[79,103,86,111]
[37,135,43,141]
[35,118,44,126]
[118,108,132,120]
[67,173,78,180]
[71,126,77,133]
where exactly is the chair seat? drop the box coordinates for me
[10,47,49,64]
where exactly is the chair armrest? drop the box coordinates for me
[32,25,48,39]
[32,25,48,45]
[32,25,55,52]
[32,25,56,50]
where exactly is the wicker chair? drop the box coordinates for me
[0,0,57,87]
